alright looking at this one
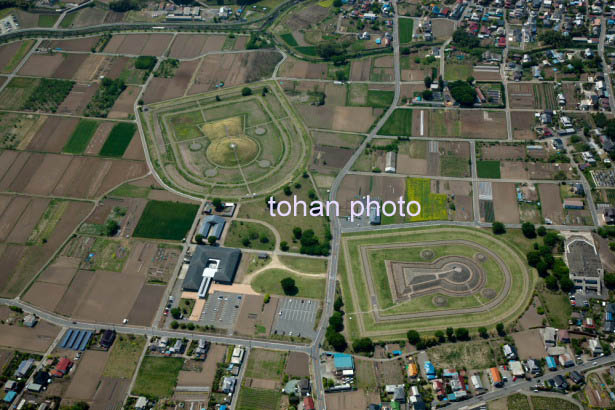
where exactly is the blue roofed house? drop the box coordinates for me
[546,356,557,370]
[199,215,226,240]
[3,391,17,403]
[333,353,355,376]
[15,358,34,378]
[424,361,436,379]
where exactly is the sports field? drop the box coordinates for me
[339,226,534,340]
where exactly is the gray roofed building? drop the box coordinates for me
[565,236,603,295]
[199,215,226,240]
[182,246,242,297]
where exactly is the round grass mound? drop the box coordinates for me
[206,136,259,167]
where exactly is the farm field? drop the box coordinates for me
[477,160,501,179]
[245,349,287,380]
[399,18,414,43]
[63,119,99,154]
[133,200,199,241]
[405,178,448,221]
[132,356,183,398]
[379,109,413,136]
[103,335,147,379]
[99,123,137,157]
[236,387,282,410]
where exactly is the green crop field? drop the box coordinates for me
[367,90,394,108]
[295,46,318,56]
[22,78,73,112]
[477,160,501,178]
[251,269,326,300]
[280,33,298,47]
[103,335,146,379]
[38,14,58,27]
[63,119,99,154]
[99,122,136,157]
[133,200,199,240]
[405,177,448,221]
[132,356,183,398]
[399,18,414,43]
[379,109,413,136]
[236,387,281,410]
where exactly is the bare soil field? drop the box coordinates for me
[332,106,376,132]
[54,53,89,79]
[0,150,20,179]
[511,111,536,140]
[492,182,520,223]
[562,82,578,110]
[95,160,147,197]
[432,18,455,38]
[0,41,31,73]
[55,269,94,317]
[284,3,329,30]
[126,284,165,326]
[0,320,59,352]
[286,352,309,378]
[5,197,49,243]
[472,69,501,81]
[51,157,111,198]
[23,280,66,311]
[481,144,525,160]
[278,56,327,79]
[539,184,564,224]
[47,36,101,52]
[27,116,79,153]
[234,294,269,337]
[0,245,27,292]
[57,83,100,115]
[103,34,173,56]
[85,121,114,154]
[326,390,380,410]
[74,54,107,82]
[108,85,139,119]
[336,174,372,213]
[188,52,282,95]
[374,359,404,385]
[414,109,507,139]
[178,343,227,387]
[454,194,473,221]
[0,151,31,190]
[401,68,431,81]
[65,350,110,401]
[508,83,535,109]
[311,130,364,149]
[350,59,371,81]
[168,34,227,58]
[19,53,64,77]
[0,196,31,241]
[500,161,529,179]
[23,153,73,196]
[37,256,79,285]
[312,145,354,173]
[519,297,544,330]
[92,378,130,410]
[122,134,145,161]
[142,60,199,103]
[511,329,547,359]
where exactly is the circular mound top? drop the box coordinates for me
[255,127,266,136]
[420,249,435,260]
[206,136,259,167]
[447,264,471,283]
[433,296,448,307]
[189,142,202,151]
[205,168,218,177]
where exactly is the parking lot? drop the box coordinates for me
[272,297,319,340]
[200,291,243,331]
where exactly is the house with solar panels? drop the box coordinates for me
[59,329,93,351]
[182,246,241,298]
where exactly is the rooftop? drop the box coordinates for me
[566,237,602,278]
[183,246,242,291]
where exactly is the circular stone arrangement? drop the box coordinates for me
[206,136,260,167]
[255,127,266,135]
[258,160,271,168]
[433,296,448,307]
[420,249,435,260]
[475,253,487,262]
[189,142,202,151]
[205,169,218,177]
[481,288,497,299]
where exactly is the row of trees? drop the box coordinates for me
[407,323,506,349]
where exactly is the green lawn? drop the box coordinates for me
[251,269,326,300]
[367,90,394,108]
[280,33,298,47]
[477,160,501,178]
[405,177,448,221]
[224,220,275,250]
[63,119,99,154]
[133,200,199,240]
[399,18,414,43]
[538,287,571,329]
[109,183,151,198]
[99,123,136,157]
[379,109,413,136]
[132,356,184,398]
[244,349,287,380]
[236,387,281,410]
[38,14,59,27]
[103,335,146,379]
[444,63,474,81]
[279,255,327,274]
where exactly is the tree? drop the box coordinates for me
[455,327,470,341]
[605,273,615,289]
[170,320,179,329]
[536,260,549,277]
[281,277,298,295]
[446,327,455,341]
[105,219,120,236]
[280,241,289,251]
[422,90,433,100]
[496,322,505,336]
[538,30,572,48]
[215,95,221,102]
[212,198,223,211]
[334,296,344,312]
[171,307,181,319]
[544,232,561,247]
[264,293,270,303]
[492,221,506,234]
[452,28,480,48]
[293,227,302,239]
[537,226,547,236]
[259,233,269,243]
[521,222,536,238]
[284,186,292,196]
[407,330,421,345]
[242,87,252,96]
[526,251,541,267]
[328,332,347,351]
[478,327,488,338]
[329,311,344,332]
[208,235,217,245]
[545,275,559,291]
[435,330,445,343]
[448,80,477,107]
[333,0,342,6]
[424,76,432,88]
[353,337,374,353]
[559,276,574,293]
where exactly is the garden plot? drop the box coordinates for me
[414,109,507,139]
[480,143,526,160]
[103,33,173,55]
[0,112,45,150]
[168,34,227,58]
[492,182,520,223]
[0,40,34,73]
[326,390,381,410]
[142,60,199,104]
[19,53,88,79]
[46,36,101,52]
[64,350,110,401]
[0,317,59,352]
[27,116,78,153]
[108,85,139,119]
[538,184,564,224]
[278,56,328,79]
[509,83,557,109]
[57,82,100,115]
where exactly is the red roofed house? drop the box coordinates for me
[304,397,315,410]
[498,37,506,47]
[51,358,73,378]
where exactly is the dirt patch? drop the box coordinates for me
[52,157,111,198]
[6,197,49,243]
[326,390,380,410]
[65,350,110,400]
[27,116,78,153]
[312,145,354,173]
[85,121,114,155]
[454,195,473,221]
[91,377,130,410]
[286,352,309,378]
[331,106,375,132]
[95,160,147,197]
[103,34,172,56]
[539,184,564,224]
[143,60,198,103]
[55,269,94,317]
[234,294,267,337]
[350,59,371,81]
[0,320,59,352]
[108,85,139,119]
[47,36,100,52]
[511,329,547,360]
[481,144,526,161]
[492,182,520,223]
[53,53,88,79]
[23,281,66,311]
[473,69,501,81]
[337,174,372,213]
[0,151,31,190]
[23,154,73,196]
[0,196,30,241]
[519,296,544,330]
[0,245,27,292]
[58,82,100,115]
[74,54,107,82]
[279,56,327,80]
[0,41,30,73]
[178,343,226,387]
[19,53,64,77]
[126,284,165,326]
[37,256,79,285]
[500,161,528,179]
[169,34,226,58]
